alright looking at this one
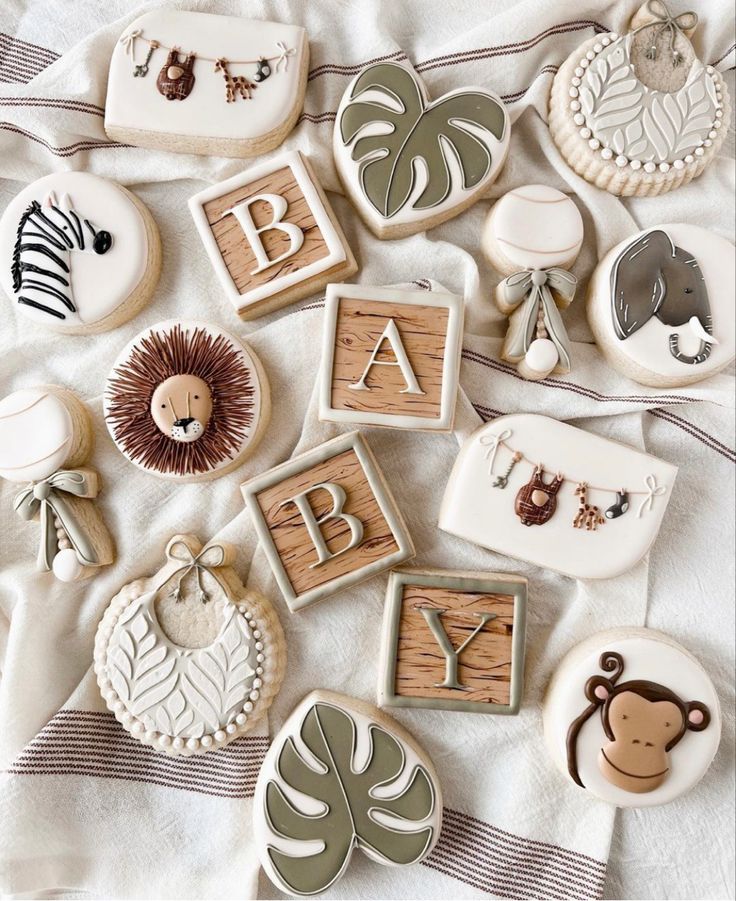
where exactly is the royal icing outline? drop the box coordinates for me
[333,60,510,236]
[318,283,465,431]
[94,535,284,756]
[189,151,354,316]
[253,690,442,895]
[543,629,722,807]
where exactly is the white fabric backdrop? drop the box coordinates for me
[0,1,733,899]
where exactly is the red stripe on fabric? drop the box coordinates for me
[0,122,129,155]
[648,407,735,462]
[0,97,105,116]
[308,50,407,79]
[710,42,736,67]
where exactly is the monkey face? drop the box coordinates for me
[150,374,212,443]
[598,691,683,793]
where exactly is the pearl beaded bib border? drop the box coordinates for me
[94,587,273,756]
[568,33,725,174]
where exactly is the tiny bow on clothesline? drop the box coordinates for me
[13,470,98,572]
[500,268,577,373]
[166,539,228,604]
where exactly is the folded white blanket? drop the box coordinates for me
[0,1,734,899]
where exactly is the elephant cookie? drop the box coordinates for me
[94,534,285,755]
[0,172,161,334]
[105,10,308,157]
[482,185,584,380]
[543,628,721,807]
[334,61,510,239]
[587,224,735,387]
[0,386,114,582]
[253,690,442,894]
[549,1,730,197]
[104,320,270,481]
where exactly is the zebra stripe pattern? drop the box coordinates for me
[11,191,112,322]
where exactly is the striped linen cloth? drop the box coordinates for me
[0,0,734,899]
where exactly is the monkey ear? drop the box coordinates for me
[611,230,675,339]
[585,676,612,704]
[686,701,710,732]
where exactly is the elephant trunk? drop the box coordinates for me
[668,315,715,365]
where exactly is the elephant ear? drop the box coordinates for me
[610,230,675,339]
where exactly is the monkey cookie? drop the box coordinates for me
[543,628,721,807]
[587,224,735,387]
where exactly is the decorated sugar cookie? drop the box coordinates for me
[482,185,584,380]
[0,172,160,334]
[587,224,735,387]
[549,2,730,196]
[543,628,721,807]
[254,690,442,895]
[439,413,677,579]
[105,320,269,481]
[94,534,285,756]
[105,10,308,157]
[334,61,510,239]
[0,386,114,582]
[189,151,357,319]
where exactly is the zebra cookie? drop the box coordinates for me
[104,320,270,481]
[0,172,161,334]
[0,385,115,582]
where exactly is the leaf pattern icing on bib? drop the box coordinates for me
[570,33,724,171]
[106,590,259,738]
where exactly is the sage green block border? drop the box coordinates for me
[241,431,415,612]
[378,567,527,715]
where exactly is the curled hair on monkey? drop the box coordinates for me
[567,651,711,791]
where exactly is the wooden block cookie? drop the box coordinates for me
[104,320,270,482]
[189,151,357,319]
[319,284,464,430]
[0,172,161,334]
[94,534,285,756]
[587,224,735,387]
[481,185,584,380]
[0,386,114,582]
[241,431,414,611]
[548,1,730,197]
[543,628,721,807]
[334,61,510,239]
[105,10,309,158]
[254,690,442,895]
[378,568,527,715]
[439,413,677,580]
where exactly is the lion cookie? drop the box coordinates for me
[334,61,510,239]
[587,224,735,387]
[94,534,285,755]
[482,185,584,380]
[549,1,730,196]
[0,172,161,334]
[0,386,114,582]
[543,628,721,807]
[104,320,270,481]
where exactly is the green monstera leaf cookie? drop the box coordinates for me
[334,61,510,239]
[254,691,443,895]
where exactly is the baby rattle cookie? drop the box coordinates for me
[104,320,270,481]
[549,1,730,197]
[0,171,161,334]
[334,60,510,239]
[587,224,735,387]
[105,10,308,158]
[94,534,285,756]
[481,185,584,380]
[253,689,442,895]
[543,628,721,807]
[0,386,114,582]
